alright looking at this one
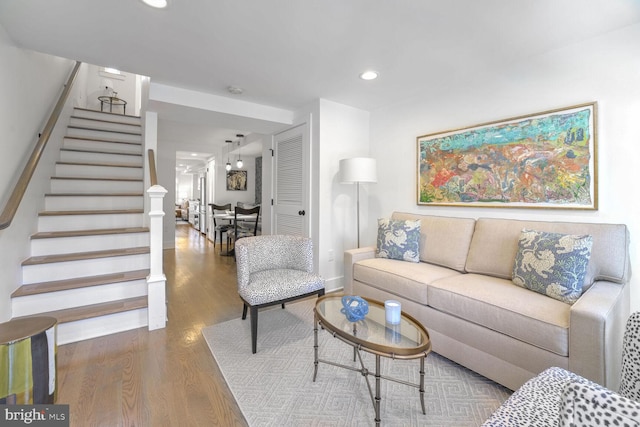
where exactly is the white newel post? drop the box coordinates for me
[147,184,167,330]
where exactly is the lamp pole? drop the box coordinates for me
[340,157,377,249]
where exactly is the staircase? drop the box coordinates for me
[11,108,151,345]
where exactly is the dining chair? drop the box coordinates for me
[210,203,232,252]
[230,205,261,246]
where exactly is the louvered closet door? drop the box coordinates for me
[273,123,309,237]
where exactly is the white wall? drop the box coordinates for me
[0,25,78,321]
[368,24,640,312]
[316,99,370,291]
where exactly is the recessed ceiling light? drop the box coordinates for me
[359,70,379,80]
[191,153,198,156]
[140,0,168,9]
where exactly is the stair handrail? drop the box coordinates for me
[147,149,158,186]
[0,61,82,230]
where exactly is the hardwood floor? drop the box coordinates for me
[56,224,248,426]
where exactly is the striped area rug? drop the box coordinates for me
[202,298,511,426]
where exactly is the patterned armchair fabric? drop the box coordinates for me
[235,235,325,353]
[620,312,640,402]
[559,380,640,426]
[483,312,640,426]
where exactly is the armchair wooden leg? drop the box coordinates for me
[242,303,248,320]
[281,303,285,309]
[250,306,258,354]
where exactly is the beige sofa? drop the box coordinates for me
[344,212,631,391]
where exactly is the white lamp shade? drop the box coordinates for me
[340,158,377,183]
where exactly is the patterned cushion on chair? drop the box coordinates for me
[512,229,593,304]
[620,312,640,402]
[482,367,592,426]
[238,269,325,306]
[559,380,640,426]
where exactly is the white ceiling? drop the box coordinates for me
[2,1,639,148]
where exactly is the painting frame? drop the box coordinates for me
[417,102,598,210]
[226,170,248,191]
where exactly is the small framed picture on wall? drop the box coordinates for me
[226,170,247,191]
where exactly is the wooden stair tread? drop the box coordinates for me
[39,209,143,216]
[22,246,150,266]
[61,148,142,156]
[51,176,143,182]
[64,135,142,146]
[56,161,142,169]
[45,192,144,197]
[67,125,141,136]
[12,270,150,297]
[73,107,141,119]
[70,115,141,127]
[32,227,149,239]
[32,296,148,324]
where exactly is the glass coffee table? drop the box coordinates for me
[313,294,431,426]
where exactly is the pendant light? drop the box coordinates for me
[236,134,244,169]
[225,140,232,171]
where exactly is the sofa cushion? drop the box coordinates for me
[375,218,421,262]
[466,218,630,290]
[512,229,593,304]
[428,273,570,356]
[391,212,476,272]
[560,380,640,427]
[353,258,461,305]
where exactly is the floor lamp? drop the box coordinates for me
[340,157,377,248]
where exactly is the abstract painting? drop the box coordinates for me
[226,170,247,191]
[417,102,597,209]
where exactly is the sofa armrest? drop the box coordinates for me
[569,280,630,390]
[343,246,375,294]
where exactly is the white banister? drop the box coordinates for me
[147,183,167,330]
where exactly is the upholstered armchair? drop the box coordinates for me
[235,235,325,353]
[483,312,640,426]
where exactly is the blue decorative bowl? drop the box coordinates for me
[340,295,369,322]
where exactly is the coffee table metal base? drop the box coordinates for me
[313,316,427,426]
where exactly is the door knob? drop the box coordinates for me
[298,210,306,216]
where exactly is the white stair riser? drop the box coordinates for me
[22,253,150,284]
[50,179,143,193]
[45,195,143,211]
[38,213,144,232]
[55,163,143,179]
[63,138,142,154]
[31,233,149,256]
[69,117,141,134]
[12,280,148,316]
[60,149,142,164]
[56,309,148,345]
[73,109,141,126]
[66,128,141,143]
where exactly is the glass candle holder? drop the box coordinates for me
[384,300,401,325]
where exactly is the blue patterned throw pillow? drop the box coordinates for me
[376,218,421,263]
[512,229,593,304]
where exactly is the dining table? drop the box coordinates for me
[213,212,258,256]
